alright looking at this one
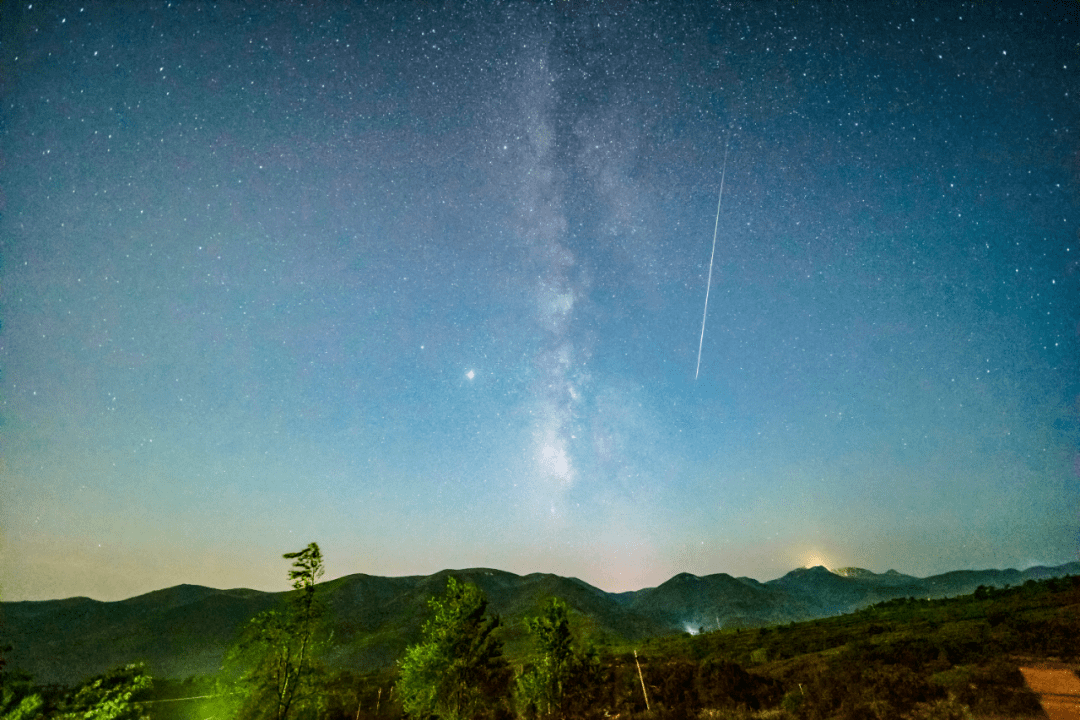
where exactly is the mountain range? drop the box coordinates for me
[3,561,1077,685]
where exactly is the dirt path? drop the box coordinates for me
[1020,667,1080,720]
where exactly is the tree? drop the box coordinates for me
[0,691,44,720]
[515,598,602,720]
[695,657,780,711]
[55,663,153,720]
[397,577,512,720]
[0,587,9,687]
[225,542,326,720]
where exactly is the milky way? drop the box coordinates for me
[2,2,1077,600]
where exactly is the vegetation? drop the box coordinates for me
[620,576,1079,720]
[4,550,1077,720]
[222,542,327,720]
[1,663,153,720]
[396,577,512,720]
[514,597,603,719]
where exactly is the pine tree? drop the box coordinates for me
[397,577,512,720]
[225,542,326,720]
[515,597,602,720]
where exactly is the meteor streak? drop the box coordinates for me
[695,138,731,380]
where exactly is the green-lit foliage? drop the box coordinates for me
[224,542,327,720]
[0,668,67,720]
[515,597,603,719]
[0,692,43,720]
[54,663,153,720]
[141,675,226,720]
[8,572,1073,720]
[396,577,512,720]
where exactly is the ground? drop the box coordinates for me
[1020,665,1080,720]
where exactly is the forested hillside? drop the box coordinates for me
[2,564,1077,719]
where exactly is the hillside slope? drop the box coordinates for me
[2,561,1076,684]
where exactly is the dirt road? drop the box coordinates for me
[1020,667,1080,720]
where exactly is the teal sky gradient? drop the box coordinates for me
[2,1,1078,601]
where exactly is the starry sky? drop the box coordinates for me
[2,2,1079,602]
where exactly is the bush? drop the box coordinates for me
[55,663,153,720]
[946,662,1043,718]
[904,697,974,720]
[696,658,781,711]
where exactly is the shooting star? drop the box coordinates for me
[695,139,730,380]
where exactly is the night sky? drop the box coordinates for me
[3,2,1078,602]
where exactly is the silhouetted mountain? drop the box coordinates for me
[316,568,662,672]
[627,572,791,632]
[831,567,920,586]
[2,562,1076,685]
[0,585,281,684]
[764,565,926,617]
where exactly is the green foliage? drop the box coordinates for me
[515,598,602,719]
[141,674,230,720]
[0,692,43,720]
[224,542,327,720]
[781,688,804,714]
[0,668,64,720]
[396,577,512,720]
[4,569,1070,720]
[54,663,153,720]
[0,589,12,705]
[285,544,325,591]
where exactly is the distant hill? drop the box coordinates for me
[2,562,1076,685]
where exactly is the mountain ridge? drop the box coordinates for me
[3,561,1077,685]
